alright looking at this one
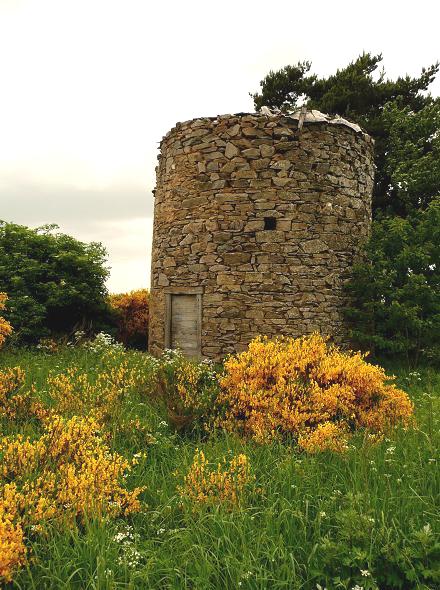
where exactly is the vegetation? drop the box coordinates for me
[252,54,440,364]
[218,334,413,449]
[177,449,252,509]
[0,221,112,344]
[0,305,438,588]
[109,289,149,350]
[151,347,220,432]
[346,198,440,364]
[251,52,438,216]
[347,100,440,364]
[0,294,13,348]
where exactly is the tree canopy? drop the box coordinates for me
[252,53,439,214]
[345,198,440,363]
[0,221,112,343]
[252,54,440,364]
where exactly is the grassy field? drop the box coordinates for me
[0,344,439,590]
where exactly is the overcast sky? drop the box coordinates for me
[1,0,439,293]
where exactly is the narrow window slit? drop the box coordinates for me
[264,217,277,230]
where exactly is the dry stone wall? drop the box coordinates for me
[149,111,374,360]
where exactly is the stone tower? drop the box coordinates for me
[149,110,374,360]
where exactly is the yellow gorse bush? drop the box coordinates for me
[0,414,143,522]
[109,289,149,346]
[0,307,149,583]
[0,483,26,583]
[46,359,150,422]
[178,449,252,508]
[0,367,25,410]
[176,362,201,408]
[47,366,127,420]
[218,334,414,449]
[0,415,145,582]
[0,366,47,425]
[0,293,12,349]
[0,294,27,425]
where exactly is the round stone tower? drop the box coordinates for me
[149,110,374,360]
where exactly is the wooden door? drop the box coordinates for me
[170,294,200,357]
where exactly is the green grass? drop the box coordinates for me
[1,347,439,590]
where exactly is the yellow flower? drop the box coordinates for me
[0,415,145,583]
[0,293,13,349]
[0,484,26,582]
[217,334,413,450]
[177,449,252,508]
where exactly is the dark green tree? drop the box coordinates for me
[251,53,439,214]
[344,98,440,364]
[253,54,440,363]
[383,99,440,213]
[345,197,440,365]
[0,221,113,343]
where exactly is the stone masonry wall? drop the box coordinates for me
[149,112,374,360]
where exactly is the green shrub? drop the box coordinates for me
[0,221,113,344]
[108,289,149,350]
[150,349,220,432]
[345,199,440,365]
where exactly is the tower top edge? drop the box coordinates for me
[160,108,373,144]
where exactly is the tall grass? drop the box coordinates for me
[1,347,439,590]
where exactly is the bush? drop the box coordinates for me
[0,308,147,583]
[177,449,252,509]
[0,415,144,583]
[345,199,440,365]
[0,304,26,582]
[0,221,113,344]
[0,295,31,423]
[0,294,12,348]
[217,334,413,448]
[109,289,149,349]
[151,350,220,432]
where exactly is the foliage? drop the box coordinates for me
[109,289,149,349]
[0,414,144,520]
[0,293,12,348]
[0,296,38,430]
[315,499,440,589]
[346,198,440,364]
[0,315,149,583]
[79,330,125,354]
[251,52,439,214]
[383,98,440,215]
[0,415,144,582]
[47,360,137,421]
[0,345,438,588]
[0,483,26,583]
[218,334,413,446]
[0,221,112,344]
[151,349,220,432]
[252,55,440,362]
[177,449,252,509]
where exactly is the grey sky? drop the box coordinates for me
[1,0,439,292]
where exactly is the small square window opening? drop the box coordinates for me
[264,217,277,230]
